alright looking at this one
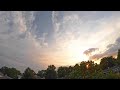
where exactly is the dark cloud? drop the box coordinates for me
[83,48,99,56]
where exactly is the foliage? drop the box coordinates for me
[117,49,120,65]
[22,67,36,79]
[0,66,21,79]
[37,70,46,78]
[100,56,116,70]
[45,65,57,79]
[57,66,69,79]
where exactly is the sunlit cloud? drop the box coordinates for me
[52,11,120,64]
[83,48,99,56]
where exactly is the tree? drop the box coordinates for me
[69,70,82,79]
[0,66,21,79]
[37,70,46,78]
[68,61,98,79]
[91,69,106,79]
[100,56,116,70]
[7,68,21,79]
[79,61,98,79]
[0,66,9,75]
[105,70,120,79]
[68,64,81,79]
[45,65,57,79]
[57,66,70,79]
[22,67,36,79]
[79,61,88,79]
[74,64,79,70]
[117,49,120,65]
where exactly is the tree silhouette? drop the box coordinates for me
[117,49,120,65]
[57,66,71,79]
[100,56,116,70]
[37,70,46,78]
[22,67,36,79]
[45,65,57,79]
[0,66,21,79]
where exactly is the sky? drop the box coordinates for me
[0,11,120,72]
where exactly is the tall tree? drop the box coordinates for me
[45,65,57,79]
[79,61,87,79]
[117,49,120,64]
[100,56,116,70]
[0,66,21,79]
[0,66,9,75]
[22,67,36,79]
[57,66,69,79]
[8,68,21,79]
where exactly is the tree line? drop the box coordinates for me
[1,49,120,79]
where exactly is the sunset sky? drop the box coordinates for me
[0,11,120,72]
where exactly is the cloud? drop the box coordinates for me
[0,11,48,72]
[41,12,120,66]
[89,51,117,60]
[105,37,120,54]
[52,11,60,32]
[90,37,120,60]
[1,11,120,72]
[83,48,99,56]
[51,11,120,65]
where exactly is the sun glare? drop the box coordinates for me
[67,41,89,64]
[86,64,89,69]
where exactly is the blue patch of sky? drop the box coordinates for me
[32,11,55,44]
